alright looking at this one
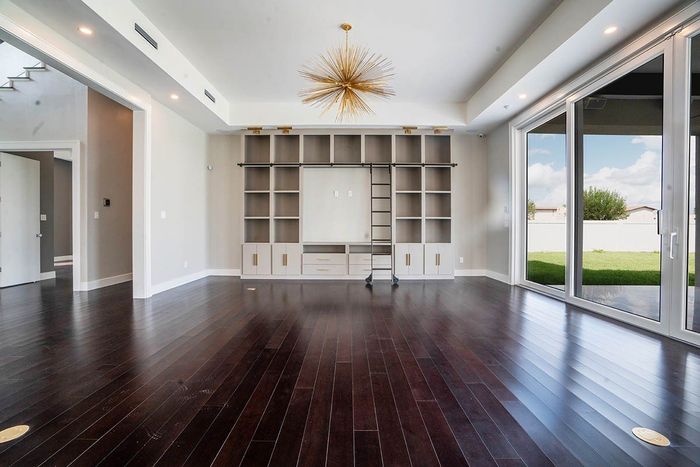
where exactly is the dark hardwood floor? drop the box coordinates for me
[1,267,699,466]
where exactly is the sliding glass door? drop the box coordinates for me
[572,54,666,323]
[514,17,700,346]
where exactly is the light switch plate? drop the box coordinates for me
[160,210,167,219]
[348,190,353,197]
[94,211,99,219]
[334,190,339,198]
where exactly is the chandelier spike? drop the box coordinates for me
[299,23,394,121]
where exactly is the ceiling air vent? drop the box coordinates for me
[204,89,216,103]
[134,23,158,50]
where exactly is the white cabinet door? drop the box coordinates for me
[272,244,286,275]
[256,244,272,275]
[424,244,440,276]
[394,243,416,276]
[285,244,302,275]
[436,244,453,275]
[242,244,258,275]
[409,243,424,275]
[273,244,301,275]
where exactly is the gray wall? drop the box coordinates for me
[151,100,208,287]
[485,123,511,277]
[207,134,242,271]
[54,159,72,257]
[86,88,133,281]
[8,151,54,273]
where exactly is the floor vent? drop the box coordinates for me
[135,23,158,50]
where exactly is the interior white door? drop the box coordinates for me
[0,152,41,287]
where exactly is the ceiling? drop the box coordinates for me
[130,0,559,103]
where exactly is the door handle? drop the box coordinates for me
[669,232,677,260]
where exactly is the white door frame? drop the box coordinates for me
[0,13,151,298]
[0,141,82,290]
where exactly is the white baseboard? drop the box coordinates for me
[454,269,512,284]
[151,270,210,295]
[54,255,72,262]
[40,271,56,280]
[208,268,241,276]
[82,273,133,291]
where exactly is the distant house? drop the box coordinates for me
[625,206,657,222]
[532,206,566,221]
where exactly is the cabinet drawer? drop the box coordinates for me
[303,253,347,265]
[348,254,391,265]
[303,264,347,275]
[349,264,390,278]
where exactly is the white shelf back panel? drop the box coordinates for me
[302,168,370,243]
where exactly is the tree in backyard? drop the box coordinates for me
[527,199,536,220]
[583,187,628,220]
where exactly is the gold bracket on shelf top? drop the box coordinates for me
[277,126,292,134]
[247,127,263,135]
[402,126,418,135]
[433,126,450,134]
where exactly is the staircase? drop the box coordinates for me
[0,61,48,92]
[365,165,399,287]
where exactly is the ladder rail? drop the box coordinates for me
[366,166,398,286]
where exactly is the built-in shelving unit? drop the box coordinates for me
[241,132,454,278]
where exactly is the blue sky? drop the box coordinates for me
[527,133,662,209]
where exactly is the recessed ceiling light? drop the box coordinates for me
[604,26,618,35]
[518,94,527,100]
[170,93,179,100]
[78,26,93,35]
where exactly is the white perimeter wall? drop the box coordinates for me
[528,221,696,252]
[150,100,208,288]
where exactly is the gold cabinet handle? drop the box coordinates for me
[405,253,410,266]
[436,253,440,266]
[283,253,288,266]
[253,253,258,266]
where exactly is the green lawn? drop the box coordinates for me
[527,251,696,286]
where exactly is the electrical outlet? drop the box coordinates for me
[94,211,99,219]
[459,257,464,264]
[333,190,339,198]
[40,214,47,221]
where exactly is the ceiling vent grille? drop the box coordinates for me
[204,89,216,103]
[134,23,158,50]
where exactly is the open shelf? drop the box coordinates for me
[425,135,451,164]
[304,135,331,163]
[274,192,299,218]
[244,192,270,217]
[274,167,299,191]
[395,135,421,163]
[426,219,451,243]
[426,192,451,218]
[274,219,299,243]
[304,244,346,253]
[245,218,270,243]
[395,167,422,191]
[245,167,270,191]
[396,192,421,218]
[334,135,361,163]
[274,135,300,163]
[245,135,271,163]
[396,219,422,243]
[365,135,392,163]
[425,167,451,191]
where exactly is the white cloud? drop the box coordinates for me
[631,135,662,152]
[584,150,661,208]
[528,148,551,155]
[528,163,567,207]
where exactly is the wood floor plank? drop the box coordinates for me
[1,272,699,465]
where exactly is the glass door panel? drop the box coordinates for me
[526,113,567,290]
[686,34,700,335]
[574,55,664,321]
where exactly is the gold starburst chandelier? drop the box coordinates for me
[299,23,394,121]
